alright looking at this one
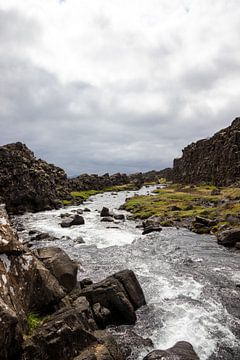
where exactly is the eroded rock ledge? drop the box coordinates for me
[172,117,240,186]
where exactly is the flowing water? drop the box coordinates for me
[17,186,240,360]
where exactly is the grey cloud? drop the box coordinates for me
[0,5,240,176]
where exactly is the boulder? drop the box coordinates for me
[80,270,146,327]
[71,214,85,226]
[30,232,58,242]
[113,214,125,221]
[143,341,200,360]
[194,216,217,227]
[142,226,162,235]
[113,270,146,310]
[101,217,114,223]
[217,228,240,247]
[75,236,85,244]
[100,207,111,217]
[34,247,78,293]
[61,214,85,228]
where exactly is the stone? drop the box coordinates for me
[101,217,114,222]
[194,216,217,227]
[30,232,58,242]
[113,214,125,220]
[34,247,78,293]
[113,270,146,310]
[100,207,111,217]
[75,236,85,244]
[217,228,240,247]
[144,341,200,360]
[71,214,85,226]
[61,214,85,227]
[80,278,93,288]
[80,270,146,327]
[142,226,162,235]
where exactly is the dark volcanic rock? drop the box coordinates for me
[0,142,69,214]
[101,217,114,223]
[142,226,162,235]
[61,214,85,228]
[173,117,240,186]
[80,269,146,327]
[34,247,78,293]
[144,341,200,360]
[22,305,97,360]
[100,207,111,217]
[217,228,240,247]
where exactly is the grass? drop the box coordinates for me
[71,190,102,200]
[27,312,44,333]
[123,184,240,232]
[104,184,136,192]
[61,183,141,206]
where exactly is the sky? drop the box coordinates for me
[0,0,239,176]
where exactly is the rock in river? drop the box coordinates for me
[144,341,200,360]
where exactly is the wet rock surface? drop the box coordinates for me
[144,341,200,360]
[34,247,78,292]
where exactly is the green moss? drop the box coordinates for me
[104,184,136,192]
[123,184,240,231]
[71,190,102,201]
[61,199,72,206]
[27,312,44,333]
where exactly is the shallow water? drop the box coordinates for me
[17,186,240,360]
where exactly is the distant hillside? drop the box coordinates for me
[173,117,240,186]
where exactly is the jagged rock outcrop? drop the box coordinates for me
[173,117,240,185]
[69,173,129,192]
[0,142,70,214]
[0,205,146,360]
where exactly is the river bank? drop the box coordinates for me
[123,184,240,247]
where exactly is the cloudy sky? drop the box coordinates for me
[0,0,239,175]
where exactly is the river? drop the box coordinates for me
[16,186,240,360]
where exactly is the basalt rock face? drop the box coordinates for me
[0,142,70,214]
[70,173,129,191]
[173,118,240,186]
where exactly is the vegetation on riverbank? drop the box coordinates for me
[123,184,240,234]
[61,183,139,206]
[27,312,45,334]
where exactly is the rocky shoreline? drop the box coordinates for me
[0,203,201,360]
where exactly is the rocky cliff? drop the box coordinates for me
[0,142,70,214]
[173,117,240,185]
